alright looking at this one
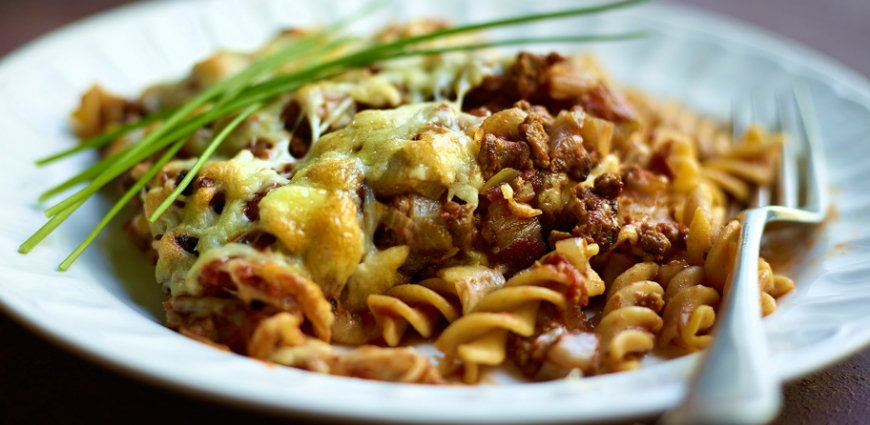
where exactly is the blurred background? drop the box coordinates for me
[1,0,868,424]
[1,0,868,77]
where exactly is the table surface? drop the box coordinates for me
[2,0,869,424]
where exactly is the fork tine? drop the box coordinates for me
[747,92,771,208]
[775,91,799,208]
[725,97,745,219]
[793,86,829,215]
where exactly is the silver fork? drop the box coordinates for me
[661,87,829,425]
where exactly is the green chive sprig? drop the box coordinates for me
[20,0,649,268]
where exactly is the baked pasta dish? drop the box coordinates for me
[67,19,793,384]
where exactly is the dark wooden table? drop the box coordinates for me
[2,1,869,424]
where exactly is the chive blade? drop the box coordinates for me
[36,0,377,167]
[148,103,262,222]
[58,139,187,271]
[40,22,351,215]
[247,0,648,96]
[40,105,231,204]
[391,32,650,57]
[389,0,648,45]
[18,199,86,254]
[38,155,116,203]
[212,32,332,110]
[35,109,172,166]
[41,98,272,206]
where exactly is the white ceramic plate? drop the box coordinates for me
[1,0,869,423]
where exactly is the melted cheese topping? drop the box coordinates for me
[154,100,485,300]
[262,101,483,298]
[301,101,484,204]
[260,185,363,298]
[150,150,291,295]
[140,32,499,297]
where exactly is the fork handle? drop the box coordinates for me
[661,209,781,425]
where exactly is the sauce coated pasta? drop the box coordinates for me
[72,22,793,384]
